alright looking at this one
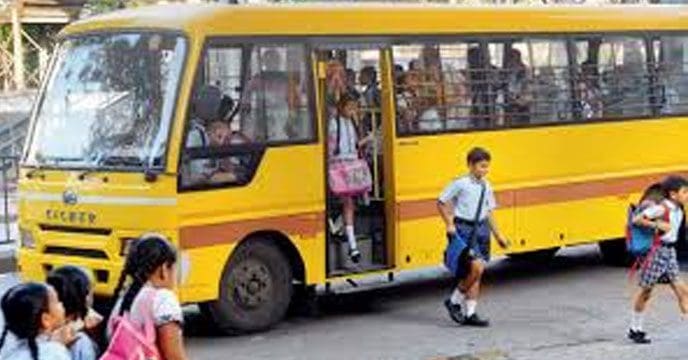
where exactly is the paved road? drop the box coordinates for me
[184,246,688,360]
[3,246,688,359]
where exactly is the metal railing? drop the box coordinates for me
[0,156,18,245]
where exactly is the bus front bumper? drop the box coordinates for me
[18,248,123,296]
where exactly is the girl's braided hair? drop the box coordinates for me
[109,234,177,318]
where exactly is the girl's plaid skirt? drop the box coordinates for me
[638,245,679,288]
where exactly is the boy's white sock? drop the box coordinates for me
[450,288,464,305]
[345,225,358,251]
[465,300,478,317]
[630,311,644,332]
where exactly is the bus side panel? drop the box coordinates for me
[177,243,236,303]
[176,145,326,303]
[514,197,630,251]
[395,209,514,271]
[510,119,688,251]
[394,134,516,270]
[394,118,688,260]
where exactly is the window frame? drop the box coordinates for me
[178,36,319,192]
[22,29,190,174]
[647,33,688,118]
[571,34,654,121]
[390,31,676,138]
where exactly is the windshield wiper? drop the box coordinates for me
[98,156,145,168]
[97,155,159,183]
[26,165,45,180]
[77,168,101,181]
[28,157,84,179]
[46,156,86,166]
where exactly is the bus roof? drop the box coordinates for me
[62,4,688,37]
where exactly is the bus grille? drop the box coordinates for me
[44,246,109,259]
[39,224,112,236]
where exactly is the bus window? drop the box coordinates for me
[484,42,506,128]
[574,39,604,121]
[244,45,313,143]
[578,37,651,119]
[652,36,688,115]
[511,39,572,125]
[439,43,473,130]
[180,43,313,189]
[488,41,533,127]
[392,41,478,134]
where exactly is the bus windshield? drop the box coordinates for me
[25,32,186,171]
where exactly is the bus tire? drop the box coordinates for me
[599,238,631,267]
[508,247,559,264]
[202,240,293,334]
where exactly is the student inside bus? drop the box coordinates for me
[396,69,422,133]
[242,49,285,141]
[328,94,374,263]
[182,84,222,187]
[205,121,244,185]
[467,47,499,129]
[415,46,443,132]
[503,48,533,126]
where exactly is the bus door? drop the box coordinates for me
[313,42,395,276]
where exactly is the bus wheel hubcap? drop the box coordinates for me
[233,260,272,309]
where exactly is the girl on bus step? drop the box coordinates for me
[328,94,374,263]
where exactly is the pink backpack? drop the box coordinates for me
[327,116,372,197]
[101,289,160,360]
[328,159,372,196]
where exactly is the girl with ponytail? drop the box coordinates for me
[0,282,71,360]
[106,234,188,360]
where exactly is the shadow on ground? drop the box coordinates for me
[183,246,609,338]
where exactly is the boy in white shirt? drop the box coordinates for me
[437,147,509,327]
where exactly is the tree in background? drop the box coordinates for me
[82,0,163,17]
[0,23,61,90]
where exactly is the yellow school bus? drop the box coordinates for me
[17,3,688,332]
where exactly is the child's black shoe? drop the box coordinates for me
[463,313,490,327]
[628,329,651,344]
[349,249,361,263]
[443,299,464,325]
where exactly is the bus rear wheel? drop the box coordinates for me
[202,240,293,334]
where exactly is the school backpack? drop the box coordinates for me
[100,290,160,360]
[625,203,669,257]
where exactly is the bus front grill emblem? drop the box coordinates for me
[62,190,78,205]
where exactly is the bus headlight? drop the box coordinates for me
[120,238,136,257]
[20,228,35,249]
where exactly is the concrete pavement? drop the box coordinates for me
[1,246,687,359]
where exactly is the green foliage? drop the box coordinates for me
[85,0,122,14]
[85,0,168,15]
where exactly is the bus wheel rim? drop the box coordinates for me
[232,259,272,309]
